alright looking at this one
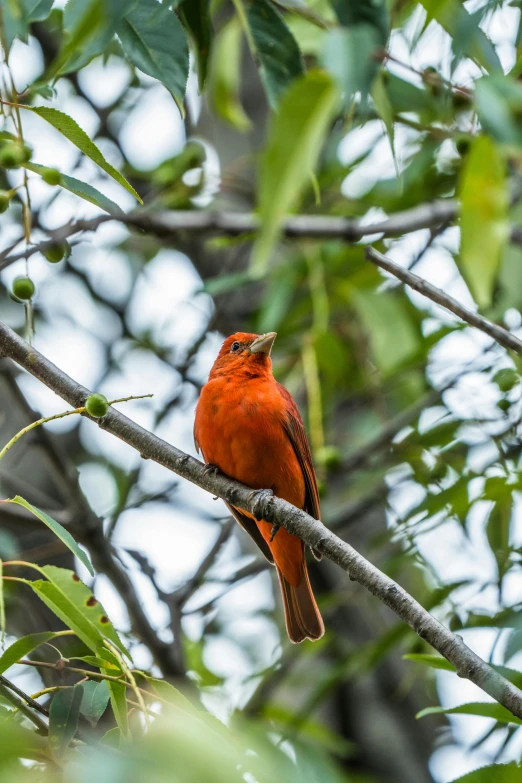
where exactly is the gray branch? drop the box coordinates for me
[0,200,458,270]
[1,320,522,720]
[366,247,522,355]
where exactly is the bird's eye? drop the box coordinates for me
[231,341,241,353]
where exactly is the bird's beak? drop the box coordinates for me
[249,332,277,356]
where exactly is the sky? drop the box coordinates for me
[1,2,522,781]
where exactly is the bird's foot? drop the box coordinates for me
[248,488,274,521]
[203,463,219,478]
[270,521,281,542]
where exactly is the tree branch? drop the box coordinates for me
[1,321,522,720]
[366,246,522,355]
[0,201,457,270]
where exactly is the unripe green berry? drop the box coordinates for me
[85,393,109,418]
[0,141,32,168]
[494,368,519,393]
[0,190,11,213]
[41,167,62,186]
[12,276,35,300]
[497,398,510,412]
[43,240,69,263]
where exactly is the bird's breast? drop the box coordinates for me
[195,377,305,508]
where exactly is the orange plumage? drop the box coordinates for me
[194,332,324,643]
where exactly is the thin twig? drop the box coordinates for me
[366,246,522,356]
[0,674,49,732]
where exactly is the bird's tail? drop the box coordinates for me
[277,562,324,643]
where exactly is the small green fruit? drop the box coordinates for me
[85,393,109,418]
[0,190,11,213]
[41,167,62,186]
[43,240,69,263]
[0,141,32,168]
[494,368,519,393]
[12,276,35,300]
[497,398,511,412]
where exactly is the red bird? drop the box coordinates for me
[194,332,324,643]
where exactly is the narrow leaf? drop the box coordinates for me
[80,680,110,726]
[403,653,456,672]
[459,136,508,308]
[179,0,212,90]
[0,559,4,647]
[246,0,305,108]
[207,18,252,132]
[55,0,133,74]
[253,70,338,273]
[270,0,330,29]
[106,679,129,739]
[117,0,189,111]
[25,163,125,215]
[0,0,53,51]
[419,0,501,72]
[333,0,388,44]
[417,702,522,725]
[323,24,381,107]
[25,107,141,203]
[49,685,84,755]
[0,631,70,675]
[450,762,522,783]
[29,565,129,657]
[7,496,94,576]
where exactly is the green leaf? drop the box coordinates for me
[0,0,53,51]
[476,75,522,150]
[323,24,381,109]
[25,162,125,215]
[459,136,508,308]
[419,0,501,72]
[403,653,455,672]
[106,679,129,739]
[0,631,71,675]
[7,496,94,576]
[117,0,189,111]
[29,565,128,657]
[270,0,330,28]
[372,70,396,165]
[253,70,338,273]
[417,702,522,725]
[0,560,4,648]
[56,0,133,74]
[246,0,305,109]
[99,726,120,747]
[25,107,141,203]
[79,680,110,726]
[207,17,252,132]
[450,763,522,783]
[486,500,512,580]
[143,675,198,715]
[49,685,84,755]
[352,289,419,376]
[179,0,212,90]
[333,0,388,42]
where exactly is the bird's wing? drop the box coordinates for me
[194,426,274,564]
[277,383,323,559]
[225,503,274,564]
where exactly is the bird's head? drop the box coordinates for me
[209,332,277,379]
